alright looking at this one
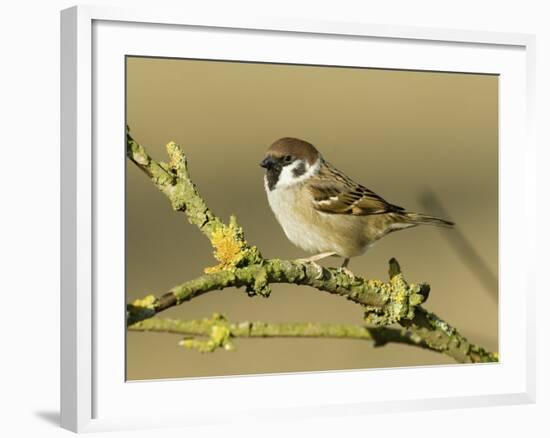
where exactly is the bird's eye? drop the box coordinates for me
[283,155,293,163]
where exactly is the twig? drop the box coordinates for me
[128,313,435,353]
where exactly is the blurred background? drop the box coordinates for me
[126,56,498,380]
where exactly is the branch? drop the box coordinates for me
[386,259,498,363]
[403,307,498,363]
[127,130,261,268]
[128,313,435,353]
[126,259,429,327]
[126,131,498,364]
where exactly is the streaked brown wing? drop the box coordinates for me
[309,161,404,215]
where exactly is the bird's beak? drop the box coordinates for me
[260,156,277,169]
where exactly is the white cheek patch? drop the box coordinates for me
[274,159,321,190]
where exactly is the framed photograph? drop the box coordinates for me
[61,5,536,432]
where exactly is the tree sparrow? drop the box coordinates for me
[260,137,454,271]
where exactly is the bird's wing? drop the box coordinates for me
[309,161,404,216]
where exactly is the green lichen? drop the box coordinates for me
[166,141,186,172]
[129,141,149,166]
[362,270,428,326]
[250,268,270,297]
[178,313,235,353]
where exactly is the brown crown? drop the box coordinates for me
[266,137,320,165]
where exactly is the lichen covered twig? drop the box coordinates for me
[127,130,261,272]
[128,313,435,353]
[126,259,429,327]
[126,131,498,364]
[388,259,498,363]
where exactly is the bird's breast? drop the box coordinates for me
[264,182,369,257]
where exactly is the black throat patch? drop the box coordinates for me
[266,166,282,191]
[265,159,306,191]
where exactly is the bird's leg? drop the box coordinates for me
[339,258,355,280]
[296,251,337,263]
[295,252,336,279]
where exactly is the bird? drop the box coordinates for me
[260,137,454,274]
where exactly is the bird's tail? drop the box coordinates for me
[404,212,454,228]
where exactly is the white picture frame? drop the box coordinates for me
[60,4,536,433]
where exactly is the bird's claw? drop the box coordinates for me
[338,266,356,281]
[296,258,324,279]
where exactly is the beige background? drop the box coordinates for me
[126,56,498,380]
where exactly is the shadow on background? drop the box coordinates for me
[419,190,498,302]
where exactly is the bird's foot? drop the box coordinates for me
[338,258,355,281]
[295,258,324,280]
[338,266,356,281]
[295,252,336,280]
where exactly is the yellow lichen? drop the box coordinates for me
[131,294,157,309]
[204,224,245,273]
[210,325,233,349]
